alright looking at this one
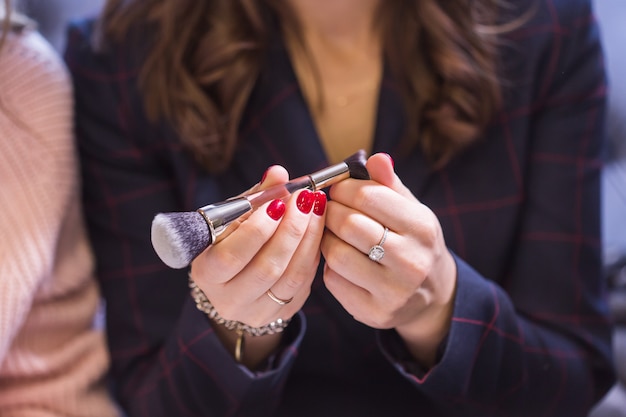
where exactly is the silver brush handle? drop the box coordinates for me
[197,197,253,244]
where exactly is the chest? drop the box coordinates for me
[288,38,383,164]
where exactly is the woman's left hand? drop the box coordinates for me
[321,153,458,367]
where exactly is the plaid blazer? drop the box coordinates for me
[65,0,615,415]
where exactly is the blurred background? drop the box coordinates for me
[16,0,104,52]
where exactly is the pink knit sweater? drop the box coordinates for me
[0,27,120,417]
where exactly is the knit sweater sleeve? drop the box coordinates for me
[0,27,74,365]
[0,29,120,417]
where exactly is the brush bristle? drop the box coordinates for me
[344,149,370,180]
[151,211,211,269]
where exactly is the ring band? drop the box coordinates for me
[368,226,389,262]
[267,289,293,305]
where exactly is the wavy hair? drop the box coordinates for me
[98,0,518,172]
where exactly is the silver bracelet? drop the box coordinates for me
[188,275,290,337]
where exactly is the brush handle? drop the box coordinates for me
[244,160,352,208]
[199,162,352,244]
[244,176,313,209]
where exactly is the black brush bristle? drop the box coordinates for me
[151,211,210,269]
[344,149,370,180]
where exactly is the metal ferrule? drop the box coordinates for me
[309,162,350,190]
[197,197,252,244]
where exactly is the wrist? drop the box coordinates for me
[396,250,457,367]
[188,275,289,368]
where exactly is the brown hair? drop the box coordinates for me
[99,0,517,172]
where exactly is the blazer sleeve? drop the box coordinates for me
[379,1,615,416]
[64,21,304,417]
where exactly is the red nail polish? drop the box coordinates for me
[313,191,327,216]
[260,168,270,185]
[296,189,315,214]
[384,153,395,168]
[266,199,285,220]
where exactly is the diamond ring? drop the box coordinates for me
[368,227,389,262]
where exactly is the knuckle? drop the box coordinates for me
[334,214,359,238]
[210,248,245,275]
[323,244,351,269]
[353,186,378,211]
[422,222,439,247]
[283,274,305,292]
[214,302,237,321]
[255,257,286,284]
[405,253,432,280]
[411,210,440,247]
[244,219,271,243]
[281,215,307,241]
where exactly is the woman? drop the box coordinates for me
[65,0,615,415]
[0,1,119,416]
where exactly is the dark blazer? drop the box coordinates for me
[65,0,614,415]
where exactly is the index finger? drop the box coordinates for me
[328,179,423,234]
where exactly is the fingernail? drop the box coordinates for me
[384,153,395,168]
[266,199,285,220]
[260,167,270,185]
[296,189,315,214]
[313,191,327,216]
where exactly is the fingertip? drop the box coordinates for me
[266,199,286,220]
[260,165,290,188]
[313,190,327,216]
[382,153,395,169]
[368,152,395,170]
[296,189,315,214]
[366,153,397,187]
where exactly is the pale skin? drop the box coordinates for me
[190,0,458,370]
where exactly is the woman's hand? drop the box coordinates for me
[321,153,457,367]
[190,166,327,368]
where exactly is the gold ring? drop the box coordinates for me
[267,289,293,305]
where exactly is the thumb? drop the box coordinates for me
[366,153,417,201]
[258,165,290,190]
[241,165,290,196]
[221,165,290,240]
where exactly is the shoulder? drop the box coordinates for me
[502,0,596,38]
[64,18,148,125]
[0,28,70,103]
[64,18,147,81]
[550,0,595,23]
[508,0,598,42]
[498,0,603,90]
[0,28,72,146]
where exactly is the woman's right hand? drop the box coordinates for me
[189,165,327,368]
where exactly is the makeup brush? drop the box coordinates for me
[151,150,370,269]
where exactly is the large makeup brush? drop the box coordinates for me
[151,150,370,269]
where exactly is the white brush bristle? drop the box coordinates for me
[151,212,210,269]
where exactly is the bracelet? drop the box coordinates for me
[188,275,291,361]
[234,328,244,363]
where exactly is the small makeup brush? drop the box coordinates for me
[151,150,370,269]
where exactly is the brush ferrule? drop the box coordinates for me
[309,162,350,190]
[197,197,252,244]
